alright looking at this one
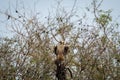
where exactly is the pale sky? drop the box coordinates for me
[0,0,120,38]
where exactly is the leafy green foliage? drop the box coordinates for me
[97,13,112,26]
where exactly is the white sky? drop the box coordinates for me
[0,0,120,38]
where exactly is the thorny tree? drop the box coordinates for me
[0,0,120,80]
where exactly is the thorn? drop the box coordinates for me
[16,10,18,13]
[7,15,11,20]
